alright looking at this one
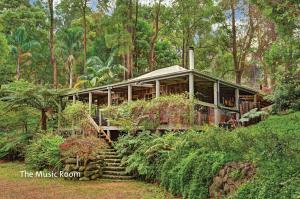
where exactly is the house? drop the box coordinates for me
[62,48,261,137]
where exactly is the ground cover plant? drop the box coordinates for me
[114,111,300,199]
[25,134,64,171]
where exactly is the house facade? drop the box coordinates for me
[63,49,261,133]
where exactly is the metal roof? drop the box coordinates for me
[63,66,258,97]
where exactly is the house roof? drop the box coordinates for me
[131,65,188,81]
[63,66,258,97]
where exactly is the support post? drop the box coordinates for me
[214,81,220,125]
[58,97,62,130]
[98,109,102,126]
[88,92,92,115]
[107,120,111,139]
[72,95,76,104]
[235,88,240,119]
[189,73,194,99]
[253,94,257,104]
[128,84,132,102]
[108,87,112,106]
[155,80,160,98]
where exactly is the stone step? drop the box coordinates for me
[100,152,118,155]
[103,171,128,176]
[101,155,121,159]
[102,174,134,180]
[104,166,125,171]
[104,159,121,163]
[106,162,122,167]
[102,148,116,151]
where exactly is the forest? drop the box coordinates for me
[0,0,298,88]
[0,0,299,199]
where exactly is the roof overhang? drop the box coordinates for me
[62,69,258,97]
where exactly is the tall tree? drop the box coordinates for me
[79,0,88,69]
[58,27,83,88]
[10,27,39,80]
[48,0,58,87]
[79,51,126,87]
[148,0,163,70]
[227,0,256,84]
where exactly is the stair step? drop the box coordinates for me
[106,162,122,167]
[102,174,134,180]
[103,171,128,176]
[101,155,121,159]
[104,167,125,171]
[105,159,121,163]
[100,152,118,155]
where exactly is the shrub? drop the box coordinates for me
[267,70,300,112]
[103,94,195,132]
[61,101,88,128]
[25,134,64,171]
[59,136,108,161]
[0,131,32,160]
[114,111,300,199]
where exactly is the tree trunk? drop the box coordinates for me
[182,37,186,68]
[69,63,73,88]
[41,109,47,131]
[81,0,87,72]
[16,51,21,80]
[230,0,239,84]
[148,0,162,71]
[48,0,58,88]
[83,1,87,70]
[126,0,134,78]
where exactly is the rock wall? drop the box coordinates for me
[63,154,105,181]
[209,162,255,198]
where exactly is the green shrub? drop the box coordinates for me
[114,112,300,199]
[267,70,300,112]
[0,131,32,160]
[61,101,88,128]
[25,134,64,171]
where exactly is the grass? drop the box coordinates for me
[0,162,172,199]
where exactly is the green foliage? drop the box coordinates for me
[0,80,65,130]
[239,108,268,123]
[104,94,194,132]
[61,101,88,127]
[78,50,126,87]
[0,131,32,160]
[115,111,300,198]
[0,32,9,64]
[267,71,300,112]
[25,134,64,171]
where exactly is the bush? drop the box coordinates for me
[61,101,88,128]
[0,131,32,160]
[59,136,108,160]
[25,134,64,171]
[103,94,195,132]
[114,111,300,199]
[267,71,300,112]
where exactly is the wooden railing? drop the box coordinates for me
[87,114,112,145]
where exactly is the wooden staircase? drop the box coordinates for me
[87,115,133,180]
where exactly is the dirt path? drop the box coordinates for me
[0,163,169,199]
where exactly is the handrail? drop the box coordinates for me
[86,114,112,145]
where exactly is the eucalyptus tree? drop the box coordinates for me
[79,51,126,87]
[58,27,83,88]
[47,0,58,87]
[9,27,40,80]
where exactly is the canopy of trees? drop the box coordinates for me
[0,0,298,89]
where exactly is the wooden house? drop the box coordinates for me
[62,48,262,137]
